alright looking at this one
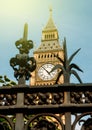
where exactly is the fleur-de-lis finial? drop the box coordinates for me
[10,23,36,81]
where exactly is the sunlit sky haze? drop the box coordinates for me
[0,0,92,84]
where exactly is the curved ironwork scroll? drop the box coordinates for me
[72,112,92,130]
[10,56,36,80]
[0,115,14,130]
[81,117,92,130]
[25,113,64,130]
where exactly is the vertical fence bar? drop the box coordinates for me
[15,77,25,130]
[64,91,71,130]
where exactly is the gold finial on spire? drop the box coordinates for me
[49,6,52,17]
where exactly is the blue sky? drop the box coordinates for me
[0,0,92,84]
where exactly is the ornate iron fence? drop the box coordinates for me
[0,83,92,130]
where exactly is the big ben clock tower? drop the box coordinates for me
[30,9,64,86]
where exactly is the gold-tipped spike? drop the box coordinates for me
[23,23,28,41]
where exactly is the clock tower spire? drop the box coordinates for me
[49,7,52,16]
[30,9,64,86]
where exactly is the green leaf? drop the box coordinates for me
[4,75,10,82]
[63,37,68,62]
[0,79,4,83]
[54,55,64,65]
[5,83,10,86]
[10,81,17,85]
[55,71,63,84]
[70,70,83,83]
[51,52,64,64]
[68,48,81,64]
[70,63,83,72]
[50,64,65,73]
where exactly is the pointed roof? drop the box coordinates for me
[34,9,63,53]
[43,8,57,31]
[34,40,62,53]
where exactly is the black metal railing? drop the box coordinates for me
[0,83,92,130]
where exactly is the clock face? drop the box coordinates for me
[38,63,57,81]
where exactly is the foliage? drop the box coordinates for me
[0,118,11,130]
[51,38,83,83]
[0,75,16,86]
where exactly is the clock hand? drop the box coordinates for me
[42,66,50,75]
